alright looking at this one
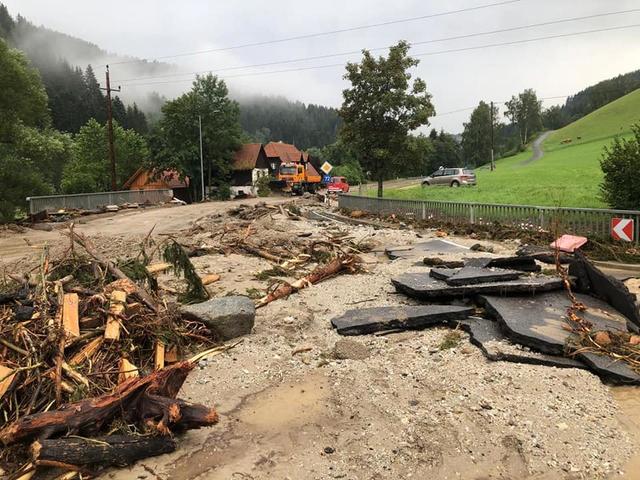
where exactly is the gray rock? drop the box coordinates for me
[180,296,255,340]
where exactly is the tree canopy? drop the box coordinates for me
[504,89,543,145]
[340,41,435,197]
[462,101,498,168]
[151,74,243,200]
[599,123,640,209]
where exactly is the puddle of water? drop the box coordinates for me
[613,386,640,480]
[241,374,328,431]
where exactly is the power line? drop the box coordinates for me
[434,95,569,117]
[114,8,640,84]
[108,0,524,65]
[119,23,640,88]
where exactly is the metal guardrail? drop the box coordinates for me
[338,194,640,244]
[27,189,174,214]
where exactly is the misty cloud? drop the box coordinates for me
[3,0,640,132]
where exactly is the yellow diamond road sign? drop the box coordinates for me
[320,162,333,175]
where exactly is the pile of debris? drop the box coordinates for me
[332,241,640,385]
[0,232,234,478]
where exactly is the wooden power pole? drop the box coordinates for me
[490,101,495,171]
[101,65,121,191]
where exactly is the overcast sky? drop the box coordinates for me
[4,0,640,132]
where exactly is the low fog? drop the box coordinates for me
[3,0,640,131]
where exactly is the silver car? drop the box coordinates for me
[421,168,476,187]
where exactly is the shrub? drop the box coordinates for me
[599,124,640,209]
[255,174,273,197]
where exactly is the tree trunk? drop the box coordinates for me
[0,362,195,446]
[31,435,176,468]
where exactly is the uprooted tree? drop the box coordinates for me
[339,40,435,198]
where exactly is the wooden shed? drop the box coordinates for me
[124,168,191,203]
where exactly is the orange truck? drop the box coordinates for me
[275,162,322,194]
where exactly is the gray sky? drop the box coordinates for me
[4,0,640,132]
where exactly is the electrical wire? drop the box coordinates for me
[113,8,640,84]
[118,23,640,88]
[108,0,524,65]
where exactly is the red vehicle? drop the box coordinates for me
[327,176,350,193]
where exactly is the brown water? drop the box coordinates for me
[613,386,640,480]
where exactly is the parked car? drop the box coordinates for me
[421,167,476,187]
[327,176,350,193]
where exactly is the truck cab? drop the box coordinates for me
[327,176,349,193]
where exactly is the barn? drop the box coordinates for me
[123,168,191,203]
[230,143,271,197]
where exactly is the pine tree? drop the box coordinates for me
[83,65,106,124]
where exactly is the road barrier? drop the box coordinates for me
[27,189,174,214]
[338,194,640,244]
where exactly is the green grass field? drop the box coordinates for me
[380,89,640,208]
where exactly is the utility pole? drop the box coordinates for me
[101,65,121,191]
[490,101,495,171]
[198,115,205,201]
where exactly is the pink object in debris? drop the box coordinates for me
[550,234,588,253]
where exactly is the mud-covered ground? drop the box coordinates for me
[2,200,639,479]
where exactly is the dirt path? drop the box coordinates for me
[0,197,286,268]
[520,131,554,166]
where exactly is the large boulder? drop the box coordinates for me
[180,296,255,340]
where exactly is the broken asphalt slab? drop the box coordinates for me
[392,273,564,300]
[385,239,469,259]
[569,253,640,330]
[445,266,522,286]
[480,292,629,356]
[457,317,586,369]
[577,352,640,384]
[331,305,474,335]
[465,256,541,273]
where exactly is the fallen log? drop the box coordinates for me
[256,254,358,308]
[31,435,176,468]
[0,362,194,446]
[137,393,219,433]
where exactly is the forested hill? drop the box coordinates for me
[239,95,341,150]
[548,69,640,128]
[0,4,341,149]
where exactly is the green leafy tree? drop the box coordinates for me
[339,41,435,197]
[0,151,52,221]
[462,101,498,167]
[151,74,242,200]
[0,38,48,140]
[61,118,149,193]
[542,105,566,130]
[15,126,73,190]
[504,89,543,145]
[428,129,462,171]
[599,124,640,209]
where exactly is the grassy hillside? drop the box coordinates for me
[379,89,640,208]
[546,88,640,151]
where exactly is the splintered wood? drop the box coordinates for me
[62,293,79,337]
[105,291,127,340]
[0,366,16,400]
[118,358,139,384]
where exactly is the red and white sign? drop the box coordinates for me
[611,218,634,242]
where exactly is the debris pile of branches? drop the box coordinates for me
[0,232,226,477]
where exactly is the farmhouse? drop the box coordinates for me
[230,143,271,197]
[124,168,191,203]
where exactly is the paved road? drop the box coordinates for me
[520,131,554,166]
[0,197,286,266]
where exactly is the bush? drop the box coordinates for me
[212,182,231,201]
[255,174,273,197]
[599,124,640,209]
[333,162,364,185]
[0,152,52,222]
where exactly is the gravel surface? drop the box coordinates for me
[101,208,638,480]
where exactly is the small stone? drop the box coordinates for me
[594,331,612,347]
[556,422,569,431]
[324,446,335,454]
[630,335,640,345]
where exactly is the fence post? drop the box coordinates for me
[469,204,475,224]
[539,209,545,229]
[421,202,426,220]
